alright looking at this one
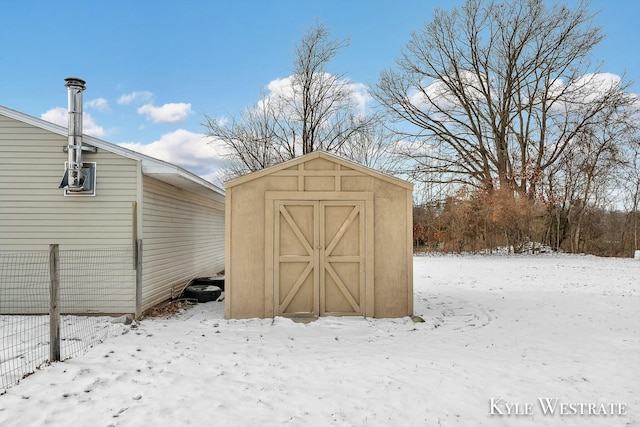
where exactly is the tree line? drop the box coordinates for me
[203,0,640,257]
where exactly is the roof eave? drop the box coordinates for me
[0,105,224,196]
[225,150,413,190]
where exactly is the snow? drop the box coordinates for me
[0,315,127,389]
[1,254,638,426]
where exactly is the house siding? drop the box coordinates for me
[0,114,137,313]
[141,175,225,312]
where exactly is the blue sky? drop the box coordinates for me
[1,0,638,183]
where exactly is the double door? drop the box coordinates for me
[273,200,366,316]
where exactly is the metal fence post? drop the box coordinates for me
[49,244,61,362]
[135,239,142,319]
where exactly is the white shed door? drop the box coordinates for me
[274,200,365,316]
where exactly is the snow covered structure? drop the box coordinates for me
[0,79,225,317]
[224,151,413,319]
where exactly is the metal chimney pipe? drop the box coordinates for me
[64,77,86,190]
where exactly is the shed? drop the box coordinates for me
[0,81,224,317]
[225,151,413,319]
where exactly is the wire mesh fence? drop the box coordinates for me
[0,250,49,391]
[0,245,135,392]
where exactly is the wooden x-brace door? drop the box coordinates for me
[273,201,319,315]
[320,201,365,316]
[273,200,365,316]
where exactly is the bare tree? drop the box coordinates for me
[632,148,640,253]
[373,0,633,199]
[292,23,358,155]
[621,129,640,252]
[204,22,382,177]
[537,90,639,251]
[203,94,300,180]
[562,123,628,252]
[338,119,408,173]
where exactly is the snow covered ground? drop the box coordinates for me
[0,254,638,427]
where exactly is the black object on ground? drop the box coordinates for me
[181,282,222,303]
[180,276,225,303]
[190,276,225,291]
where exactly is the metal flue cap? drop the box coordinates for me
[64,77,86,89]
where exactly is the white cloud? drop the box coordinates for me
[85,98,110,112]
[410,72,631,117]
[410,71,489,113]
[631,93,640,112]
[40,107,105,138]
[262,73,373,117]
[117,91,154,105]
[544,73,626,114]
[118,129,229,184]
[137,102,192,123]
[568,73,621,104]
[82,116,105,138]
[349,81,373,115]
[266,76,296,99]
[408,80,458,116]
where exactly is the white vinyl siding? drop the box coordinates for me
[0,115,137,250]
[141,176,224,311]
[0,115,136,313]
[1,111,225,315]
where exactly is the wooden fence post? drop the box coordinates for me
[49,244,61,362]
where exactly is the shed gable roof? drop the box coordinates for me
[0,105,224,197]
[225,151,413,190]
